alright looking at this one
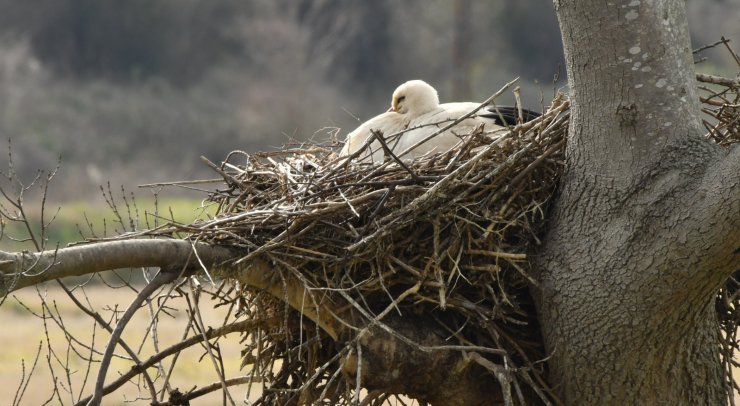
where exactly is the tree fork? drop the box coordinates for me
[537,1,740,404]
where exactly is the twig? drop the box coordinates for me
[396,77,520,159]
[696,73,740,88]
[189,283,237,406]
[86,270,178,406]
[692,38,730,54]
[56,281,158,401]
[157,376,254,406]
[371,129,420,180]
[75,319,257,406]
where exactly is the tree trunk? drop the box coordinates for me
[2,2,738,405]
[536,1,740,404]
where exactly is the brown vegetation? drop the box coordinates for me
[1,60,736,403]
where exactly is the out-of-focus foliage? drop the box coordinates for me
[492,2,564,80]
[2,0,247,84]
[0,0,736,201]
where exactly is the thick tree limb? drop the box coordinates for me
[0,237,515,404]
[555,0,704,190]
[694,143,740,278]
[538,1,735,404]
[0,238,343,340]
[220,258,342,340]
[0,239,237,294]
[343,316,506,406]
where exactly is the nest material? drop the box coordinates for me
[189,95,568,405]
[179,74,739,405]
[700,71,740,403]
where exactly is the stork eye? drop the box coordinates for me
[396,96,406,104]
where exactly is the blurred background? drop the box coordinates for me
[0,0,737,204]
[0,3,737,404]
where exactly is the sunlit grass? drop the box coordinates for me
[0,285,254,405]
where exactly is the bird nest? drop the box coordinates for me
[179,74,739,405]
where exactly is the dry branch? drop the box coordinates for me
[0,239,238,294]
[1,70,738,405]
[151,93,574,405]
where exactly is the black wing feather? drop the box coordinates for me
[479,106,541,126]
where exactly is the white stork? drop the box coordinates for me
[340,79,538,162]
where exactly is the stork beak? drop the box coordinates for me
[388,106,395,112]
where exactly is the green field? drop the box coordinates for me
[1,198,218,252]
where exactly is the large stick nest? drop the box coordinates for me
[170,72,738,405]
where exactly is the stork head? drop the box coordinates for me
[389,80,439,116]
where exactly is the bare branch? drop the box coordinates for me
[158,376,255,406]
[74,319,258,406]
[0,239,238,294]
[188,283,237,406]
[0,238,343,339]
[696,73,740,88]
[87,270,179,406]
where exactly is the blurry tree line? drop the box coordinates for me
[1,1,565,92]
[0,0,736,200]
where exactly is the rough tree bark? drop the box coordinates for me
[1,1,738,405]
[535,1,740,405]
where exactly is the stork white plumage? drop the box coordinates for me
[338,111,408,163]
[389,80,505,159]
[340,79,525,162]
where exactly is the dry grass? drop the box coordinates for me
[0,44,737,404]
[1,287,738,405]
[0,283,254,405]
